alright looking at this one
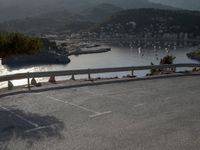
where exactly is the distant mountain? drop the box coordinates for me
[94,0,175,10]
[0,3,122,33]
[0,0,176,22]
[93,8,200,38]
[150,0,200,11]
[0,11,93,33]
[0,0,93,22]
[81,3,123,22]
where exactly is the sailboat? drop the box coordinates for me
[138,47,141,54]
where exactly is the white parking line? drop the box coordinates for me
[134,103,145,107]
[89,111,112,118]
[25,124,58,133]
[0,105,39,128]
[46,96,99,114]
[45,96,112,118]
[165,97,172,100]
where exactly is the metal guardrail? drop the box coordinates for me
[0,63,200,90]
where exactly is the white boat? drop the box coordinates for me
[138,47,142,54]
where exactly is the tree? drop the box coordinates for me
[0,32,42,58]
[160,55,176,65]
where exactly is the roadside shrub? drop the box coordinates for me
[160,55,176,65]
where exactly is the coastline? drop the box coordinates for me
[187,49,200,61]
[1,39,111,68]
[67,48,111,56]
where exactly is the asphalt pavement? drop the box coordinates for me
[0,76,200,150]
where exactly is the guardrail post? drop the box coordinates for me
[27,72,31,91]
[169,66,176,72]
[131,68,134,77]
[88,69,91,80]
[71,74,75,80]
[174,67,176,72]
[8,80,14,90]
[31,78,37,86]
[49,76,56,83]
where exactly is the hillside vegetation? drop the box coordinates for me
[0,32,42,58]
[0,11,88,33]
[81,3,123,22]
[150,0,200,11]
[0,4,121,33]
[187,48,200,61]
[93,8,200,38]
[1,8,200,37]
[193,49,200,57]
[0,0,174,22]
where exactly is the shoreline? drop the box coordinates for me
[187,50,200,61]
[67,48,111,56]
[1,46,111,69]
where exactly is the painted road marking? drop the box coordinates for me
[134,103,145,107]
[46,96,99,114]
[45,96,112,118]
[25,124,58,133]
[89,111,112,118]
[166,97,172,100]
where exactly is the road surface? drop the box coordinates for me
[0,76,200,150]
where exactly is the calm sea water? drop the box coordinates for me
[0,45,199,88]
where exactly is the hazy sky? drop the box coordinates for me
[0,0,199,10]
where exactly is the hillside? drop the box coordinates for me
[0,32,42,58]
[187,48,200,61]
[150,0,200,11]
[0,3,122,33]
[93,9,200,39]
[81,3,123,22]
[0,0,175,22]
[0,11,94,33]
[95,0,174,10]
[0,0,93,22]
[2,8,200,36]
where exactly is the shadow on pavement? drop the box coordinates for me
[0,107,65,149]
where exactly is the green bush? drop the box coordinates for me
[192,67,200,72]
[160,55,176,65]
[0,32,42,58]
[193,48,200,57]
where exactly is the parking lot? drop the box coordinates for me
[0,76,200,150]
